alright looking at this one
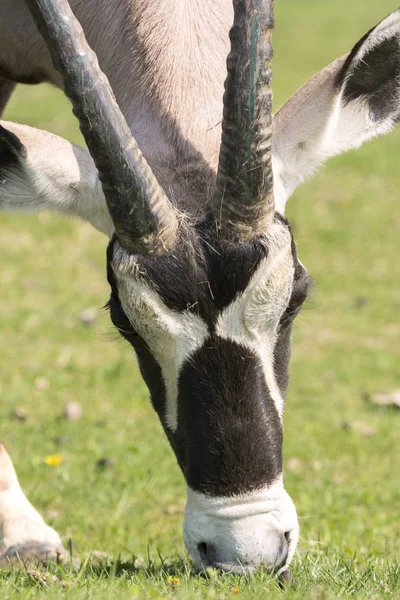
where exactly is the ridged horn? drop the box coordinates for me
[25,0,178,255]
[215,0,275,243]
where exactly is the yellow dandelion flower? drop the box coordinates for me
[167,576,181,587]
[231,586,240,594]
[44,454,63,467]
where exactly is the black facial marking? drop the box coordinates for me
[106,215,310,496]
[337,30,400,123]
[175,338,282,496]
[206,238,268,311]
[108,222,269,330]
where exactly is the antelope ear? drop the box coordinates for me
[0,121,114,236]
[273,10,400,213]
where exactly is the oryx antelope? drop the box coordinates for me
[0,0,399,574]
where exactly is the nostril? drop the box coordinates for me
[197,541,217,565]
[197,542,208,562]
[274,531,291,570]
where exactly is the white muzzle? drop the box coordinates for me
[183,478,299,573]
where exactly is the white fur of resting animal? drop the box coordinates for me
[0,445,65,564]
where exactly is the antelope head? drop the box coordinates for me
[23,0,299,572]
[1,0,399,575]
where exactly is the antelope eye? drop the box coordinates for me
[283,284,309,321]
[109,294,137,337]
[285,303,303,318]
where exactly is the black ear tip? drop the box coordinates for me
[0,125,27,169]
[334,10,400,123]
[335,10,400,93]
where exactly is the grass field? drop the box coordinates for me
[0,0,399,598]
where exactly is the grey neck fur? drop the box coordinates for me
[0,0,232,215]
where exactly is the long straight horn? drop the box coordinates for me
[25,0,177,255]
[215,0,275,243]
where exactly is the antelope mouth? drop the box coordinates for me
[198,560,292,577]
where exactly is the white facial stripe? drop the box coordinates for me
[113,256,208,431]
[215,222,295,418]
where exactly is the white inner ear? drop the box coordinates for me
[0,121,114,236]
[322,94,396,159]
